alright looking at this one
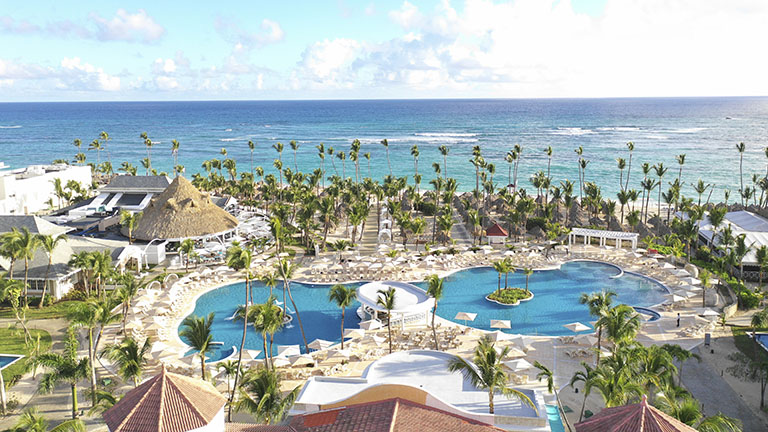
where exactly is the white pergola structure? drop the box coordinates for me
[568,227,639,250]
[357,281,435,330]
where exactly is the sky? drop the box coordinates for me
[1,0,767,101]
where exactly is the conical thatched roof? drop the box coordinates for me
[575,395,696,432]
[129,176,238,241]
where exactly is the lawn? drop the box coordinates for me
[731,326,768,363]
[0,300,79,320]
[0,327,52,384]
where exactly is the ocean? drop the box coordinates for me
[1,98,767,201]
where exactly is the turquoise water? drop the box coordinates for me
[3,98,768,200]
[0,354,22,370]
[546,405,567,432]
[180,261,667,361]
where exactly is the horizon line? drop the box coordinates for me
[2,95,768,104]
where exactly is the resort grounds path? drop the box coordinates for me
[0,317,107,431]
[682,345,768,431]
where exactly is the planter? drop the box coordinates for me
[485,288,534,307]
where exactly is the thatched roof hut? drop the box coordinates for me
[128,176,238,241]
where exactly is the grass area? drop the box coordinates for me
[487,287,532,305]
[0,327,52,384]
[731,326,768,363]
[0,301,78,321]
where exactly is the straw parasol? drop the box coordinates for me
[277,345,301,357]
[503,358,534,372]
[490,319,511,329]
[564,322,591,333]
[129,176,239,241]
[271,357,290,368]
[289,354,315,367]
[454,312,477,327]
[308,339,335,351]
[487,330,510,342]
[343,328,366,340]
[359,319,383,330]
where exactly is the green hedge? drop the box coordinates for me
[488,288,532,305]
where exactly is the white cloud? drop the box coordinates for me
[289,0,768,97]
[89,9,165,43]
[154,58,176,74]
[215,17,285,50]
[59,57,121,91]
[0,9,165,44]
[155,76,179,90]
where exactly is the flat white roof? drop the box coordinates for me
[697,210,768,264]
[296,350,540,419]
[357,281,434,314]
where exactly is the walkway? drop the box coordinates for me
[682,346,768,431]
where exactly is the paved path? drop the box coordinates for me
[682,347,768,431]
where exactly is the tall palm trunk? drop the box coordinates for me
[71,384,79,419]
[39,256,52,308]
[88,329,97,406]
[285,283,308,351]
[229,280,249,421]
[340,308,346,350]
[488,389,495,414]
[386,313,393,353]
[431,304,439,350]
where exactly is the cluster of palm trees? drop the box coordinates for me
[575,289,741,431]
[27,273,146,423]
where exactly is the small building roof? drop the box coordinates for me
[103,367,226,432]
[575,395,696,432]
[228,398,505,432]
[696,210,768,264]
[485,223,508,237]
[101,175,171,194]
[570,227,639,240]
[0,215,71,236]
[129,176,239,241]
[356,281,434,315]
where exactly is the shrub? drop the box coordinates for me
[487,287,532,305]
[417,201,437,216]
[738,290,762,309]
[695,246,712,262]
[526,217,547,231]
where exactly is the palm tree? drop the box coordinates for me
[225,243,252,408]
[180,313,214,379]
[655,389,742,431]
[276,258,308,352]
[439,144,450,179]
[217,360,239,399]
[598,304,641,352]
[579,290,616,364]
[661,343,701,387]
[426,274,444,350]
[756,245,768,286]
[119,210,142,244]
[17,227,40,303]
[625,141,634,192]
[653,163,668,220]
[66,302,100,406]
[36,233,66,308]
[36,328,90,419]
[179,238,195,273]
[377,287,397,354]
[535,361,573,431]
[290,140,300,171]
[171,139,180,175]
[736,142,746,205]
[523,267,534,295]
[11,407,85,432]
[235,367,300,425]
[329,284,357,349]
[381,138,391,176]
[101,337,150,387]
[492,260,506,294]
[447,336,535,414]
[569,361,597,422]
[140,132,153,174]
[249,296,284,370]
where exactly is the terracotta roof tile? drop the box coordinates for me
[485,223,508,237]
[103,367,227,432]
[575,396,697,432]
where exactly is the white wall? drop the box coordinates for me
[188,408,225,432]
[0,165,92,215]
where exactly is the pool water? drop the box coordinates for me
[180,261,667,361]
[546,404,566,432]
[0,354,23,370]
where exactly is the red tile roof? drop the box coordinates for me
[485,223,508,237]
[226,398,504,432]
[575,396,697,432]
[103,366,227,432]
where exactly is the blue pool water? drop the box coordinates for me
[0,354,23,370]
[181,261,668,360]
[546,405,567,432]
[755,334,768,352]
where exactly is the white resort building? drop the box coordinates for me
[696,209,768,280]
[356,280,435,328]
[0,163,91,215]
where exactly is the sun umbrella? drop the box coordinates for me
[487,330,510,341]
[359,319,383,330]
[289,354,315,367]
[680,276,701,285]
[509,335,533,351]
[277,345,301,357]
[490,319,511,329]
[563,322,591,333]
[271,357,291,368]
[669,269,690,277]
[700,308,720,318]
[673,289,696,299]
[575,334,598,346]
[343,328,366,340]
[327,349,352,361]
[362,334,386,346]
[679,283,702,292]
[454,312,477,326]
[242,349,262,361]
[665,293,687,303]
[660,262,676,269]
[505,347,527,358]
[503,358,534,372]
[308,339,334,351]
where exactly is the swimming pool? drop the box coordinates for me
[180,261,668,360]
[0,354,24,370]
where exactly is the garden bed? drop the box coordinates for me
[486,288,534,306]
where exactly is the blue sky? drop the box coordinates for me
[1,0,765,101]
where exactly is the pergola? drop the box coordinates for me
[568,227,639,250]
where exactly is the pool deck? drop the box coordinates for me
[93,241,719,430]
